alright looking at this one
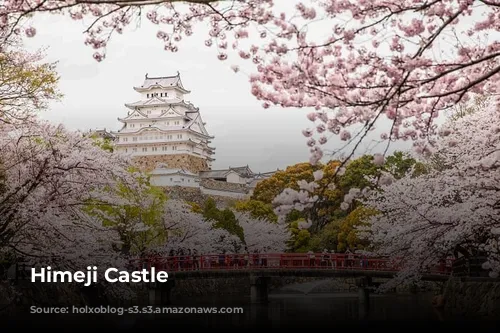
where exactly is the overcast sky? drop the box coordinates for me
[24,12,413,172]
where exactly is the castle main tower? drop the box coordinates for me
[112,72,215,172]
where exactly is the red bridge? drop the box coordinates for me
[132,253,453,305]
[133,252,453,278]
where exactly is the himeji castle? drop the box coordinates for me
[112,72,216,173]
[90,72,278,198]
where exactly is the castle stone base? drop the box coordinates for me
[132,154,210,173]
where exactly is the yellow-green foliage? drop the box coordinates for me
[233,199,278,223]
[85,172,167,255]
[89,135,114,153]
[251,161,340,204]
[337,206,378,252]
[0,50,62,122]
[187,201,203,214]
[201,198,245,242]
[309,221,340,252]
[287,219,311,252]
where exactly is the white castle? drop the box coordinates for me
[94,72,276,198]
[111,72,215,172]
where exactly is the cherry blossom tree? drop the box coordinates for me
[0,46,61,124]
[84,170,168,256]
[162,200,242,254]
[357,98,500,288]
[3,0,499,162]
[156,199,290,254]
[236,211,290,252]
[0,119,140,298]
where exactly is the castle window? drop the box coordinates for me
[175,121,179,125]
[132,148,137,152]
[142,147,147,152]
[147,94,150,98]
[177,134,182,139]
[132,137,137,141]
[170,178,173,181]
[152,147,158,152]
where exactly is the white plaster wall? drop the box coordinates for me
[150,174,200,188]
[226,172,246,184]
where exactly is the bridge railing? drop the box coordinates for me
[130,253,452,275]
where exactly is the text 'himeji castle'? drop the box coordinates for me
[92,72,277,199]
[112,72,216,173]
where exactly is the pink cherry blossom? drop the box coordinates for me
[361,98,500,288]
[2,0,496,165]
[373,153,385,166]
[0,119,138,297]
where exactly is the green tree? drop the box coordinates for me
[337,206,378,252]
[88,134,114,153]
[337,155,382,193]
[384,151,427,179]
[201,198,245,242]
[233,199,278,223]
[85,170,168,255]
[0,49,62,123]
[309,221,340,252]
[287,219,312,252]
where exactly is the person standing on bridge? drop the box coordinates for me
[204,253,210,269]
[308,251,315,267]
[193,249,199,270]
[330,250,336,268]
[219,251,226,268]
[345,249,353,267]
[253,249,260,266]
[244,248,249,267]
[321,249,329,267]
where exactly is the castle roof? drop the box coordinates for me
[133,72,190,93]
[88,128,115,140]
[124,98,198,110]
[111,126,214,139]
[199,165,254,179]
[150,166,198,177]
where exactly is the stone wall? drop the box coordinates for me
[200,179,249,193]
[443,278,500,318]
[162,186,237,207]
[132,154,209,173]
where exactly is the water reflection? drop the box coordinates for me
[163,292,444,328]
